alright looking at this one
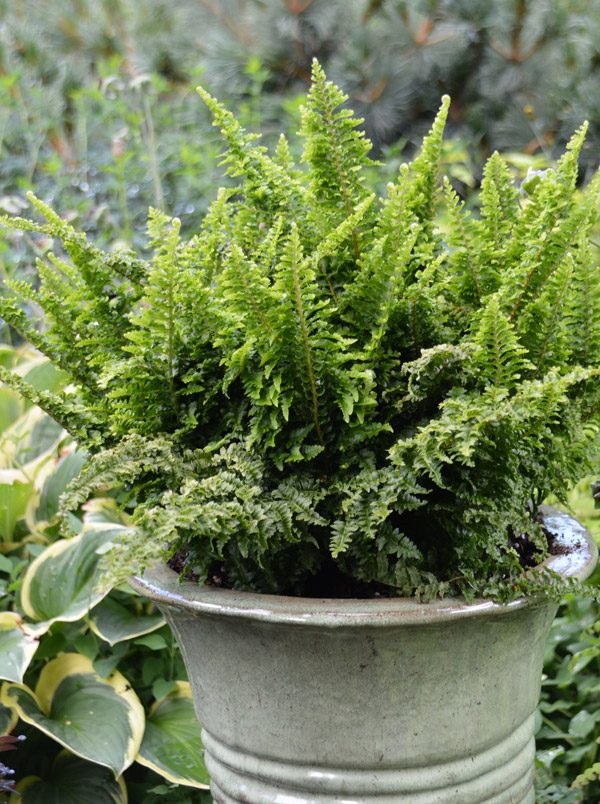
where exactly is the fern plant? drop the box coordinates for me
[0,61,599,601]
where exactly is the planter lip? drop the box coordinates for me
[130,506,598,628]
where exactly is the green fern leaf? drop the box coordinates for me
[567,238,600,366]
[473,296,532,387]
[300,59,376,259]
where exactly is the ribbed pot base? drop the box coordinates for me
[205,715,536,804]
[211,782,534,804]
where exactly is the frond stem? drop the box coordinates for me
[536,266,572,371]
[322,102,361,262]
[318,258,338,304]
[291,254,325,447]
[509,207,579,322]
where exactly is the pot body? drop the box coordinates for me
[133,508,597,804]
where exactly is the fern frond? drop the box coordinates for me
[554,121,589,192]
[442,177,483,307]
[377,164,414,240]
[567,239,600,366]
[60,434,183,517]
[24,255,108,387]
[402,252,449,353]
[472,296,532,388]
[25,192,128,294]
[179,187,234,285]
[478,152,519,255]
[2,194,143,397]
[0,364,101,445]
[273,224,324,445]
[504,128,597,323]
[220,243,274,334]
[392,366,599,499]
[331,464,425,558]
[363,224,421,355]
[273,133,299,176]
[402,344,473,403]
[254,215,285,272]
[313,193,376,298]
[508,178,600,323]
[106,211,183,436]
[300,59,376,259]
[198,86,306,225]
[0,293,64,369]
[314,193,376,265]
[404,95,450,234]
[519,257,574,373]
[215,241,274,392]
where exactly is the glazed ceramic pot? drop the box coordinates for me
[131,508,597,804]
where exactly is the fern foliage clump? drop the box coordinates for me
[1,62,599,601]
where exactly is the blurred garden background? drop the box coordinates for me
[0,1,599,801]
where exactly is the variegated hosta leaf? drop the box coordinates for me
[0,469,34,544]
[0,612,39,683]
[89,596,164,647]
[82,498,130,526]
[0,406,64,469]
[19,523,129,625]
[0,405,68,547]
[0,384,21,433]
[0,345,16,367]
[0,350,66,435]
[0,700,17,733]
[32,449,87,527]
[15,355,68,396]
[1,654,144,776]
[137,681,209,789]
[8,750,127,803]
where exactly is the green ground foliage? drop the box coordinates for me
[534,483,600,802]
[0,347,210,802]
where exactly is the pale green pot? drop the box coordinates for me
[132,508,597,804]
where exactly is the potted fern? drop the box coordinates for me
[1,62,599,802]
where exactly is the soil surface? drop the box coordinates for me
[168,522,575,598]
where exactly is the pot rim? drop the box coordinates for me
[130,506,598,627]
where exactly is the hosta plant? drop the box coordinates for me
[0,347,210,802]
[0,61,599,602]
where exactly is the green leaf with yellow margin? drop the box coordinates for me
[0,700,17,733]
[1,654,144,776]
[16,355,68,396]
[19,523,129,625]
[0,384,21,432]
[0,469,34,544]
[0,350,66,434]
[8,750,127,803]
[33,450,87,526]
[0,405,63,468]
[81,497,130,526]
[137,681,210,789]
[0,612,39,683]
[89,596,164,647]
